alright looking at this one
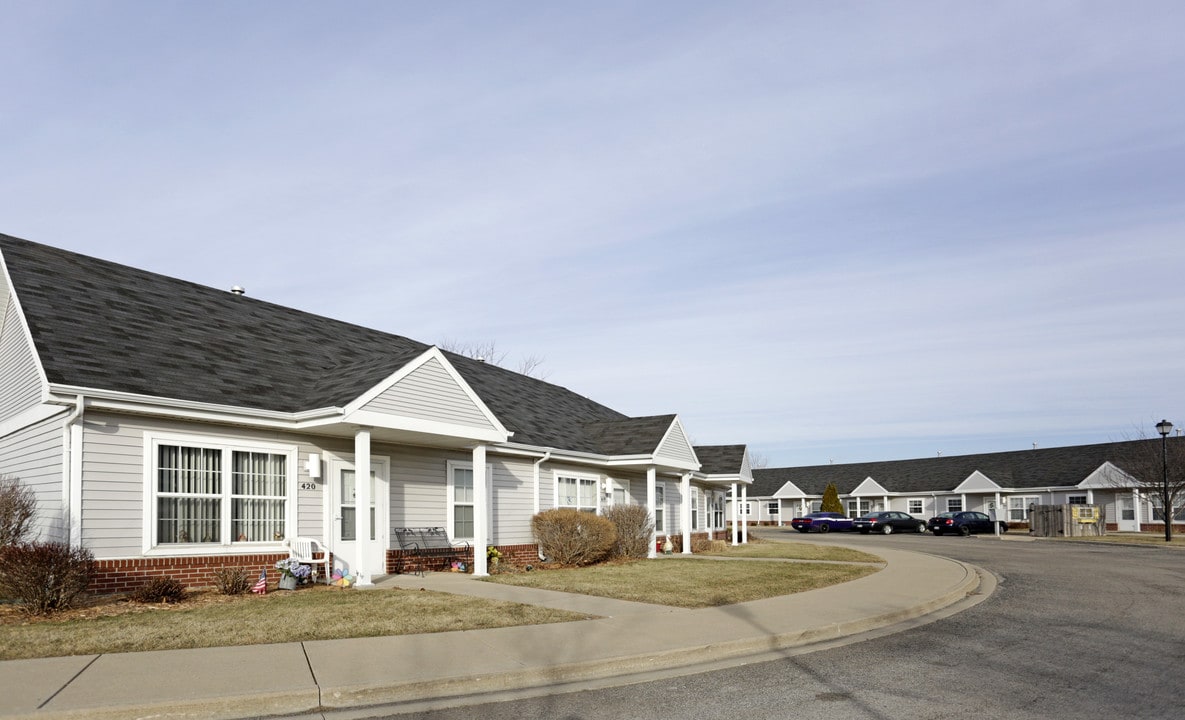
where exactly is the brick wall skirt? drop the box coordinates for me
[1103,523,1185,533]
[386,543,540,574]
[90,553,289,595]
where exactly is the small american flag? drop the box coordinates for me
[251,569,267,594]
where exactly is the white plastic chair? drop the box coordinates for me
[288,537,331,584]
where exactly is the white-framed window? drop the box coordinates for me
[809,500,822,513]
[448,460,494,541]
[946,498,963,512]
[1068,494,1087,505]
[148,434,295,548]
[847,499,870,518]
[712,493,725,529]
[908,498,924,515]
[743,501,752,516]
[556,472,599,513]
[691,487,700,530]
[767,501,779,515]
[339,468,377,542]
[1008,496,1038,522]
[655,484,666,532]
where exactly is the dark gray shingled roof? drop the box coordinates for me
[750,438,1185,496]
[0,233,641,452]
[693,444,747,475]
[583,415,678,456]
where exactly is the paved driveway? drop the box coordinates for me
[383,532,1185,720]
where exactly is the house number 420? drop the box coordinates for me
[299,481,316,491]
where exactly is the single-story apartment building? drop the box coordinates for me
[739,440,1185,532]
[0,234,753,591]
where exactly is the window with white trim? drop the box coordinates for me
[712,493,724,529]
[1067,494,1087,505]
[339,468,376,542]
[946,498,963,512]
[448,461,494,541]
[691,487,700,530]
[610,478,630,506]
[557,473,598,513]
[847,499,870,518]
[655,484,666,532]
[767,501,779,515]
[908,498,924,515]
[1008,496,1038,521]
[152,439,294,546]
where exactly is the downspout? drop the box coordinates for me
[61,395,85,547]
[533,451,551,560]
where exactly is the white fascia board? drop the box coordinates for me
[342,346,511,438]
[953,470,1001,492]
[851,476,888,495]
[694,473,753,487]
[48,385,343,427]
[341,408,507,444]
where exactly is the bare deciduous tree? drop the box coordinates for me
[1112,430,1185,542]
[439,339,550,380]
[0,475,37,547]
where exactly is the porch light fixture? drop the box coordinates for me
[306,453,322,480]
[1157,419,1173,542]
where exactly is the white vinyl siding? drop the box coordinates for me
[362,357,495,430]
[656,422,697,466]
[0,292,43,422]
[0,414,64,543]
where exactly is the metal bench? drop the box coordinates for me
[393,527,470,576]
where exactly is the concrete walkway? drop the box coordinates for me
[1,544,983,720]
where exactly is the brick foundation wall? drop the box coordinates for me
[1103,523,1185,533]
[386,543,541,574]
[90,553,289,594]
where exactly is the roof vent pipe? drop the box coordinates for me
[230,286,246,296]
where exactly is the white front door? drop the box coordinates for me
[1118,494,1139,532]
[329,457,389,580]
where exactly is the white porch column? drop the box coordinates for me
[1134,488,1142,530]
[1086,489,1094,504]
[741,484,749,544]
[994,491,1002,537]
[681,473,692,554]
[961,493,967,512]
[882,495,889,512]
[647,466,657,559]
[731,483,739,545]
[354,428,373,586]
[472,444,489,577]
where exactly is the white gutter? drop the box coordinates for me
[61,395,85,547]
[533,451,551,560]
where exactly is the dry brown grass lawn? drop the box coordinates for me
[1046,533,1185,547]
[0,585,587,661]
[697,538,882,563]
[486,556,879,608]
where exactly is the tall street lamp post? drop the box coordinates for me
[1157,419,1173,542]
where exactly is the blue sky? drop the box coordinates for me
[3,1,1184,466]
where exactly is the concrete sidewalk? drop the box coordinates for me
[1,545,982,720]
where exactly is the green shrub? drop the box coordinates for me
[821,482,844,514]
[0,541,95,614]
[0,475,37,547]
[532,509,617,566]
[130,575,188,604]
[211,566,252,595]
[603,504,653,559]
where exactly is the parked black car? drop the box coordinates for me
[928,511,1008,536]
[853,511,928,535]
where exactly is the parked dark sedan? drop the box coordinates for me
[790,511,854,533]
[853,511,928,534]
[928,511,1008,536]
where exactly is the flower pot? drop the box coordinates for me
[279,574,298,591]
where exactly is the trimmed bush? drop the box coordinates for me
[821,482,844,514]
[532,509,617,566]
[130,576,188,604]
[0,541,95,614]
[0,475,37,547]
[212,566,253,595]
[603,504,653,559]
